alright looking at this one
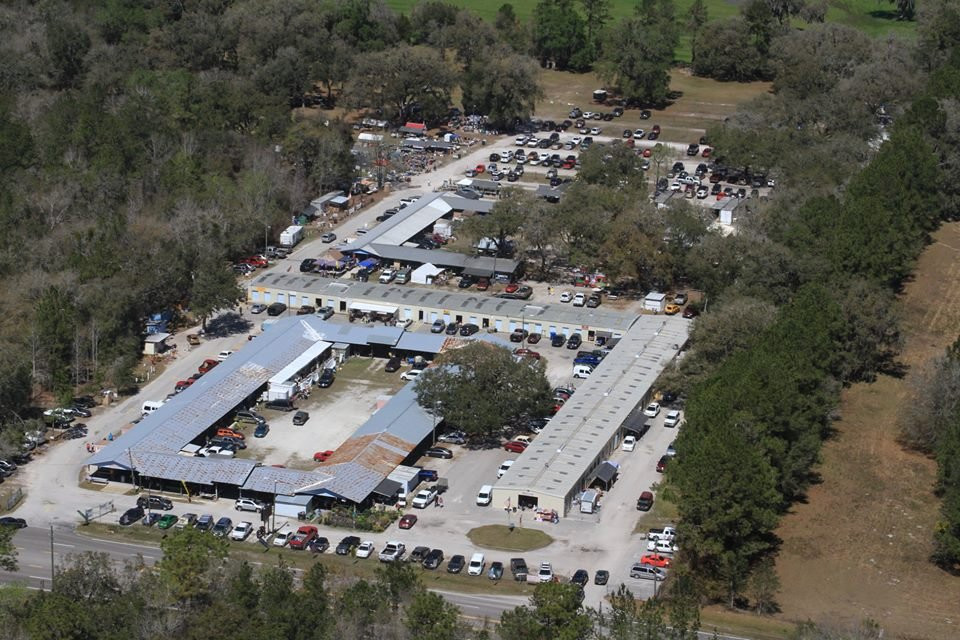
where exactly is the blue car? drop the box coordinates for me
[254,422,270,438]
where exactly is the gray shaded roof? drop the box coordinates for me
[351,380,435,442]
[395,332,447,352]
[373,478,402,498]
[495,315,690,500]
[342,192,453,252]
[361,244,521,274]
[242,465,333,495]
[132,452,258,486]
[442,196,495,213]
[593,461,618,484]
[88,318,326,467]
[248,274,640,332]
[303,320,405,347]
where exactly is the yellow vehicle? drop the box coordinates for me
[664,304,681,315]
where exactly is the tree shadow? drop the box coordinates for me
[204,312,252,338]
[868,9,901,21]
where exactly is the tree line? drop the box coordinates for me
[658,0,960,608]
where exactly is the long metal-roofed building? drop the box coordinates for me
[249,274,639,341]
[85,316,451,504]
[493,315,691,514]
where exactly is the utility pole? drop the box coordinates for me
[49,526,55,591]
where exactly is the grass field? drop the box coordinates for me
[467,524,554,551]
[772,223,960,640]
[384,0,915,62]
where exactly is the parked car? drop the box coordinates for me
[641,553,673,569]
[254,422,270,438]
[551,334,566,347]
[656,455,670,473]
[412,487,438,509]
[468,552,486,576]
[336,536,361,555]
[292,411,310,426]
[566,334,583,350]
[423,548,445,570]
[321,232,337,243]
[137,495,173,511]
[315,306,335,320]
[289,525,318,550]
[447,554,466,573]
[497,460,514,478]
[643,402,661,417]
[230,521,254,541]
[318,369,336,388]
[504,440,528,453]
[273,530,292,547]
[637,491,655,511]
[538,562,554,583]
[235,497,265,513]
[682,306,700,319]
[356,541,376,559]
[438,430,466,445]
[509,328,528,343]
[400,369,423,382]
[266,302,287,316]
[379,541,406,562]
[211,517,233,537]
[572,293,586,307]
[424,447,453,459]
[459,323,480,336]
[410,546,431,564]
[142,513,162,527]
[488,561,505,580]
[264,398,296,412]
[430,320,446,333]
[630,564,666,581]
[119,507,144,526]
[398,514,418,529]
[595,570,610,585]
[622,435,637,452]
[313,450,334,462]
[664,410,682,427]
[571,569,589,587]
[157,514,178,529]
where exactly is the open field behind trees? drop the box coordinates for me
[384,0,916,61]
[535,68,771,139]
[773,223,960,640]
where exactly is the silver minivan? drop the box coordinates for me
[630,563,666,581]
[394,268,412,284]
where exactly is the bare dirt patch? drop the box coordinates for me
[773,223,960,639]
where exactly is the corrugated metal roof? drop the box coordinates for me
[132,452,258,485]
[350,382,436,442]
[87,318,326,467]
[395,332,447,352]
[248,275,639,332]
[242,465,334,494]
[342,193,452,252]
[442,196,496,213]
[495,315,690,501]
[303,320,405,347]
[269,340,332,385]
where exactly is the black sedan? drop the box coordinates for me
[459,324,480,336]
[424,447,453,459]
[444,322,460,335]
[551,334,566,347]
[423,548,445,570]
[571,569,589,587]
[385,356,402,372]
[336,535,361,555]
[595,570,610,585]
[447,554,465,573]
[318,369,335,388]
[119,507,145,526]
[0,517,26,529]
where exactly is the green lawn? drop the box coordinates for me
[467,525,554,551]
[385,0,915,62]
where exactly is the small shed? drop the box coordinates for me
[411,263,444,285]
[143,333,171,356]
[275,493,313,519]
[643,292,667,313]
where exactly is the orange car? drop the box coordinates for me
[664,304,681,315]
[216,427,244,440]
[640,553,672,569]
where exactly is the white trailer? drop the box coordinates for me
[280,225,304,247]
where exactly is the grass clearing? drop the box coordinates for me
[700,606,797,640]
[76,523,538,596]
[467,525,554,551]
[772,223,960,640]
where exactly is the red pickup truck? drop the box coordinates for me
[288,525,318,550]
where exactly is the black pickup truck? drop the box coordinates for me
[510,557,528,581]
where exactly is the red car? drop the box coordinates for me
[701,147,712,158]
[240,256,268,268]
[398,514,418,529]
[656,455,670,472]
[504,440,529,453]
[474,164,485,174]
[313,450,334,462]
[288,525,318,550]
[198,358,219,373]
[642,148,652,158]
[640,553,672,569]
[505,283,520,293]
[476,278,490,291]
[513,348,541,360]
[174,379,194,392]
[682,307,700,319]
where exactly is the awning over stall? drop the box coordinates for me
[348,301,398,314]
[372,478,402,499]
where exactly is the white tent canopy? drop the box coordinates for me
[411,263,444,285]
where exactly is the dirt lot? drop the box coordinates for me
[535,68,771,145]
[773,223,960,639]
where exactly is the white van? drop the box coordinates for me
[468,552,486,576]
[476,485,493,506]
[141,400,164,416]
[573,364,594,379]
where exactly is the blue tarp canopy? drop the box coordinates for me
[359,258,379,269]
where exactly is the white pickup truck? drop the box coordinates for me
[645,526,676,542]
[378,541,406,562]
